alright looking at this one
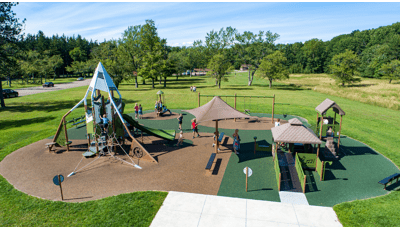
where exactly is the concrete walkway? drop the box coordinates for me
[150,191,342,227]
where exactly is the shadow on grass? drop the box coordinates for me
[272,84,305,91]
[0,116,56,130]
[1,100,83,113]
[235,142,272,163]
[345,84,376,88]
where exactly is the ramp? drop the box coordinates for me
[123,114,176,141]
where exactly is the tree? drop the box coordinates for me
[255,51,289,88]
[329,49,361,86]
[232,30,280,86]
[19,50,41,83]
[379,59,400,84]
[119,25,142,88]
[0,2,25,108]
[302,38,326,73]
[40,51,63,82]
[137,20,165,89]
[206,53,234,89]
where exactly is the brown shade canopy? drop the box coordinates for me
[315,98,345,116]
[271,118,322,144]
[182,96,253,123]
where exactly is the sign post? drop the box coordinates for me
[243,167,253,192]
[53,174,64,200]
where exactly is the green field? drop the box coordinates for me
[0,71,399,226]
[1,77,80,90]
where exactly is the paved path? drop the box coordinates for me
[150,191,342,227]
[14,79,91,96]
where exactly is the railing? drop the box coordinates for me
[273,147,281,191]
[295,152,307,193]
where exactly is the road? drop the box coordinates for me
[14,79,91,97]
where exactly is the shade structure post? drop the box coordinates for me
[337,115,343,150]
[319,114,324,139]
[271,94,275,123]
[316,112,319,126]
[215,120,219,153]
[198,92,200,107]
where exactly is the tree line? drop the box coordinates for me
[1,2,400,108]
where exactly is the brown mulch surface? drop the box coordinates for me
[140,111,180,120]
[0,132,233,202]
[199,117,289,130]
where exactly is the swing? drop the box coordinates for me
[283,104,287,118]
[244,96,251,115]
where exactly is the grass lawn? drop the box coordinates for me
[0,71,399,226]
[1,77,79,90]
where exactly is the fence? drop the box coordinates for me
[273,148,281,191]
[295,152,307,193]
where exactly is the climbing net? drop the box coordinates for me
[68,124,141,177]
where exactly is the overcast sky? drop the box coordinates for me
[13,2,400,46]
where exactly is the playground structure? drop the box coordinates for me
[49,62,175,177]
[315,98,345,158]
[155,90,172,116]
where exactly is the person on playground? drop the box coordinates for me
[138,104,143,119]
[155,100,159,112]
[232,129,241,155]
[134,103,139,119]
[176,130,184,147]
[192,118,200,138]
[177,113,183,130]
[158,100,163,112]
[193,86,196,92]
[212,131,221,151]
[99,114,110,133]
[190,86,193,91]
[275,118,284,148]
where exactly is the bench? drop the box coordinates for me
[378,173,400,190]
[205,153,216,170]
[72,119,85,127]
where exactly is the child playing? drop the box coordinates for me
[138,104,143,119]
[192,118,200,138]
[212,131,221,151]
[176,130,184,147]
[99,114,110,133]
[232,129,241,155]
[177,113,183,130]
[155,101,159,112]
[134,103,139,119]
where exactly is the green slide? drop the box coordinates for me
[122,114,176,141]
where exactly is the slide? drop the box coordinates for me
[122,114,176,141]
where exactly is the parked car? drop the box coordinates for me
[43,82,54,87]
[77,77,84,81]
[2,89,18,98]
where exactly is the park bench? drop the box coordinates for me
[212,132,224,149]
[205,153,216,171]
[378,173,400,190]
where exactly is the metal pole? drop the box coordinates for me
[246,167,248,192]
[234,93,237,122]
[58,175,64,200]
[337,115,343,150]
[319,115,324,139]
[215,120,219,153]
[271,94,275,124]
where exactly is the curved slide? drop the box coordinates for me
[122,114,176,141]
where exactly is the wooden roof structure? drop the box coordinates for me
[315,98,345,116]
[271,118,322,144]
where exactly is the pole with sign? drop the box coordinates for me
[243,167,253,192]
[53,174,64,200]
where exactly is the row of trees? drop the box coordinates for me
[1,2,400,108]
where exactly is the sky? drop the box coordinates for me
[13,2,400,46]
